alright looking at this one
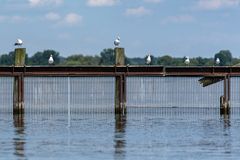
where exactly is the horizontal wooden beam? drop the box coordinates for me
[0,65,240,77]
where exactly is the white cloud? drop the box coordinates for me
[162,15,194,24]
[10,16,27,23]
[125,6,151,16]
[45,12,61,21]
[0,16,7,23]
[45,12,82,26]
[63,13,82,25]
[87,0,117,7]
[0,15,26,23]
[144,0,162,3]
[28,0,63,7]
[58,33,71,40]
[196,0,240,10]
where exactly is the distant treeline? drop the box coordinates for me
[0,48,239,66]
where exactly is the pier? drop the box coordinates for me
[0,65,237,115]
[0,48,239,115]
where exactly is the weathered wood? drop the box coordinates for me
[115,48,126,114]
[199,76,224,87]
[220,76,230,115]
[114,48,125,66]
[15,48,26,66]
[13,48,26,114]
[13,75,24,114]
[115,75,126,114]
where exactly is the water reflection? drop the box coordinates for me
[114,115,126,160]
[221,114,232,155]
[13,114,26,160]
[221,114,231,128]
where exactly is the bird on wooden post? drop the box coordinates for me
[14,39,23,47]
[146,54,151,65]
[184,56,190,66]
[114,36,120,47]
[48,54,54,65]
[215,58,220,65]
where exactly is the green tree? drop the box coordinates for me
[189,57,213,66]
[214,50,232,66]
[127,57,145,65]
[0,51,28,65]
[157,55,173,66]
[99,48,115,65]
[195,57,208,66]
[232,58,240,66]
[63,54,100,65]
[0,52,14,65]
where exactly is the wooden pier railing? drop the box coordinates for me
[1,48,239,115]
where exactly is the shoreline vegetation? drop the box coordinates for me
[0,48,238,66]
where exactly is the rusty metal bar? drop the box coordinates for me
[0,66,240,77]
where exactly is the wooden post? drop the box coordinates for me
[220,76,230,115]
[13,75,24,114]
[15,48,26,66]
[114,48,125,66]
[13,48,25,114]
[115,47,126,114]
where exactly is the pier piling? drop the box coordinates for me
[220,76,230,115]
[114,47,126,114]
[15,48,26,66]
[114,48,125,66]
[13,48,25,114]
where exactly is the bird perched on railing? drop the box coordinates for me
[48,54,54,65]
[146,54,151,65]
[215,58,220,65]
[14,39,23,46]
[184,56,190,65]
[114,36,120,47]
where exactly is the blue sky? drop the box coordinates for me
[1,0,240,58]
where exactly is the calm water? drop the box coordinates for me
[1,77,240,159]
[1,109,240,160]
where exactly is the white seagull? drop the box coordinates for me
[114,36,120,47]
[184,56,190,65]
[146,54,151,65]
[215,58,220,65]
[14,39,23,46]
[48,54,54,65]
